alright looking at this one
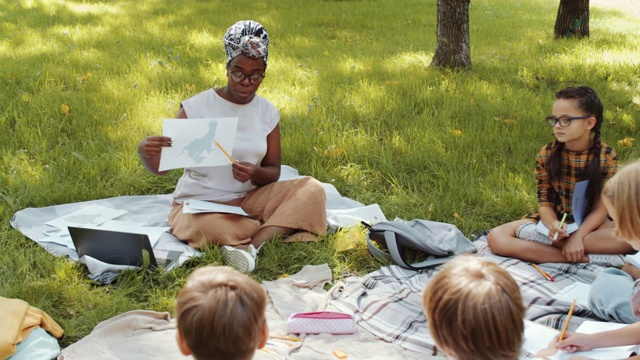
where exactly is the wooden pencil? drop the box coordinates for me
[214,141,235,164]
[268,335,303,342]
[558,299,576,341]
[532,263,553,282]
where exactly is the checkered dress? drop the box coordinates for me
[525,141,618,222]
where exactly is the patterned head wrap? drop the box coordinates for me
[223,20,269,68]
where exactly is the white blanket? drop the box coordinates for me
[9,166,386,282]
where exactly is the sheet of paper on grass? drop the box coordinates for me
[552,282,591,309]
[159,117,238,171]
[536,180,588,237]
[38,235,77,249]
[42,205,129,250]
[522,320,638,359]
[45,204,128,230]
[183,199,248,216]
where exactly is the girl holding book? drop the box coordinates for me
[487,86,633,264]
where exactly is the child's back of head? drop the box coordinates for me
[422,256,525,360]
[175,265,267,360]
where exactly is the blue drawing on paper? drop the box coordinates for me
[180,120,218,164]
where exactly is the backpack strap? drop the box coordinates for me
[384,230,411,268]
[407,256,451,269]
[366,221,463,270]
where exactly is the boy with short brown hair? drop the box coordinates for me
[423,256,525,360]
[175,265,268,360]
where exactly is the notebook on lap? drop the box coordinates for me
[68,226,179,268]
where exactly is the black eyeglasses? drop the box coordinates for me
[228,70,265,85]
[545,115,591,127]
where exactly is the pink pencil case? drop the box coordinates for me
[286,311,356,335]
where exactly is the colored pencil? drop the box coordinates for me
[261,348,284,359]
[268,335,303,342]
[558,299,576,341]
[554,213,568,241]
[532,263,554,282]
[214,141,235,164]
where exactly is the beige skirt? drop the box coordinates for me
[168,176,327,248]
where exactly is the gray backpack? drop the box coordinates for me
[364,219,477,270]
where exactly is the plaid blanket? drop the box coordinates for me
[328,236,606,354]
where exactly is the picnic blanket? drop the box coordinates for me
[328,236,606,356]
[58,264,435,360]
[55,242,613,359]
[8,164,616,357]
[9,165,386,283]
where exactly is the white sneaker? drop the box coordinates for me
[588,254,626,267]
[222,245,256,273]
[516,223,553,245]
[252,243,264,255]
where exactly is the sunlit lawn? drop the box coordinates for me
[0,0,639,346]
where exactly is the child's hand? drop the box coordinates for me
[555,331,593,352]
[550,220,569,241]
[562,236,585,262]
[534,342,558,359]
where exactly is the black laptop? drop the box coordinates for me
[68,226,160,268]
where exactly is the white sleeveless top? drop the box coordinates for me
[172,89,279,202]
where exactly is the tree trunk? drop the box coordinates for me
[554,0,590,39]
[430,0,471,69]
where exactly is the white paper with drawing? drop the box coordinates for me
[537,180,588,236]
[159,117,238,171]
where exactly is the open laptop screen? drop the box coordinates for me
[68,226,158,267]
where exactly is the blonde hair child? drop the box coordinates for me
[556,160,640,357]
[423,256,526,360]
[175,266,268,360]
[604,160,640,243]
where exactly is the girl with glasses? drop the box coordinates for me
[487,86,633,265]
[137,20,327,273]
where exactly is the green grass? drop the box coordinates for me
[1,0,639,346]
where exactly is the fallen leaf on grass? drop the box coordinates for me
[617,137,634,148]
